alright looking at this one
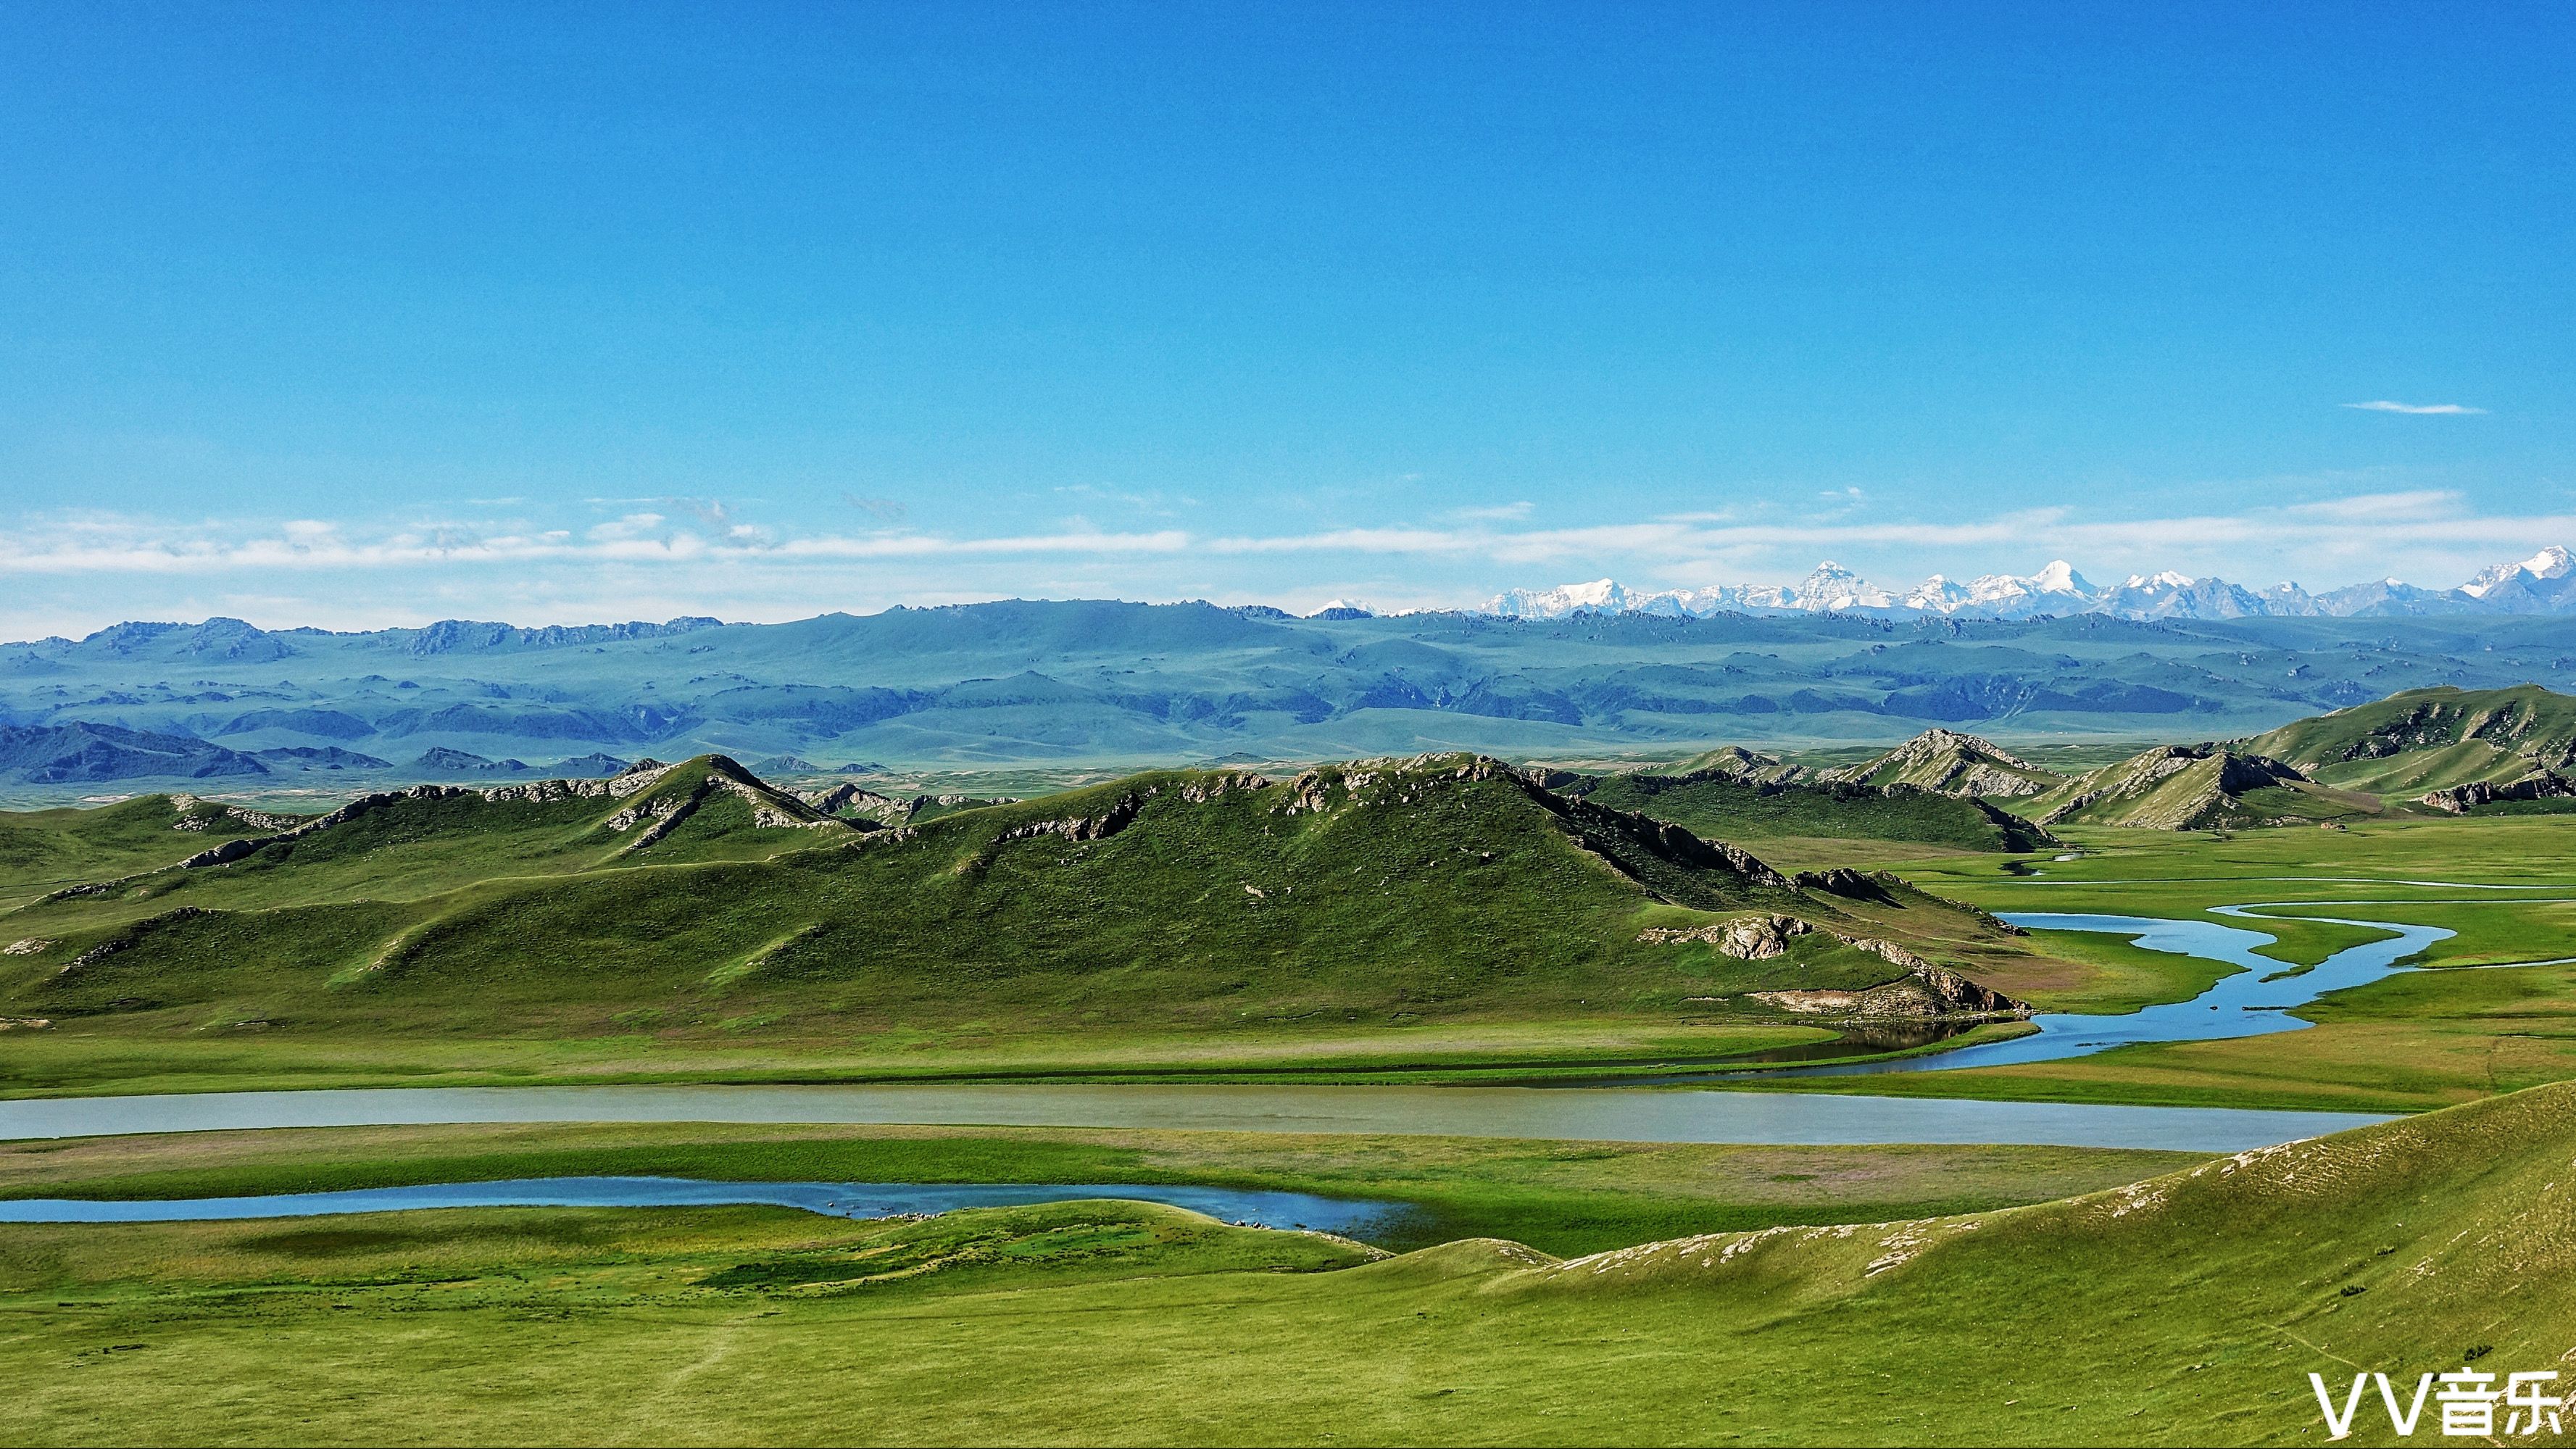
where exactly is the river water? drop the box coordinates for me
[1753,908,2454,1078]
[0,1079,2382,1153]
[0,1175,1408,1237]
[0,906,2477,1156]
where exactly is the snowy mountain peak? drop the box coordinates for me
[1480,545,2576,623]
[1485,579,1627,618]
[2462,545,2576,598]
[2029,560,2087,593]
[1792,562,1895,611]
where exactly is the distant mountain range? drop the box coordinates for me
[14,598,2576,793]
[1486,547,2576,623]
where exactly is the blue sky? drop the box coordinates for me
[1,1,2570,633]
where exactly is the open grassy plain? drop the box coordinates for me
[4,1082,2570,1445]
[0,1121,2202,1259]
[10,720,2576,1443]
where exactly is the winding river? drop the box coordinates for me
[0,902,2519,1157]
[1758,906,2454,1078]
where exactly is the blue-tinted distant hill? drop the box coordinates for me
[9,600,2576,793]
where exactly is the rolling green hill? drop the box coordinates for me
[0,754,2040,1056]
[2248,684,2576,804]
[2023,743,2380,829]
[1570,760,2058,853]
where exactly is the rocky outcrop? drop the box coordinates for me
[1275,755,1520,816]
[1820,728,2058,798]
[799,781,911,826]
[610,760,847,852]
[994,789,1152,844]
[4,939,52,956]
[178,783,475,868]
[1178,772,1268,803]
[1638,913,1812,958]
[2036,744,2312,829]
[1750,963,2028,1020]
[169,795,298,833]
[1639,914,2033,1021]
[2422,774,2576,813]
[1791,867,1895,902]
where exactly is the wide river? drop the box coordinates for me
[0,907,2477,1155]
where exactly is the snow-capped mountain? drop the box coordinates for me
[1482,548,2576,623]
[2460,545,2573,599]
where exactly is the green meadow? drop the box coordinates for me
[5,1084,2572,1445]
[11,737,2576,1443]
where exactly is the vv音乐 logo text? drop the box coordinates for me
[2311,1369,2564,1439]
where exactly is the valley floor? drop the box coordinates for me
[12,805,2576,1443]
[4,1086,2573,1446]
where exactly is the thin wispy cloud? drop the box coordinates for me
[7,489,2575,634]
[1449,502,1534,521]
[2343,400,2487,415]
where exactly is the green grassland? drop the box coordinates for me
[0,1121,2203,1260]
[1777,813,2576,1110]
[5,1082,2572,1445]
[0,753,2069,1097]
[12,748,2576,1110]
[16,707,2576,1444]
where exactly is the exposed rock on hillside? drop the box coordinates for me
[2422,775,2576,813]
[1819,728,2061,797]
[2251,684,2576,796]
[1748,961,2028,1020]
[1637,910,2033,1021]
[1637,913,1812,958]
[2030,744,2353,830]
[1666,746,1809,787]
[1564,757,2059,855]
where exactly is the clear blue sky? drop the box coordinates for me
[1,1,2570,633]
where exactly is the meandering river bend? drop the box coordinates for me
[6,903,2513,1154]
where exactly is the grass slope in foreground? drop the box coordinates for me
[0,752,2048,1093]
[4,1080,2572,1444]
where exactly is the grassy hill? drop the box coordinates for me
[0,754,2045,1071]
[2023,744,2380,829]
[1814,727,2063,797]
[2248,684,2576,797]
[5,1078,2571,1443]
[1571,760,2058,853]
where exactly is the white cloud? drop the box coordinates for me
[2343,400,2487,415]
[586,512,666,542]
[8,489,2576,636]
[1449,502,1534,521]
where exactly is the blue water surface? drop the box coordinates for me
[0,1175,1409,1237]
[1766,909,2451,1077]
